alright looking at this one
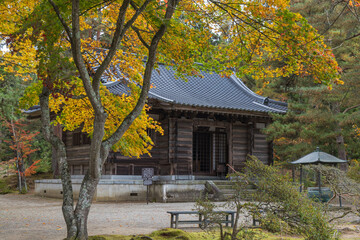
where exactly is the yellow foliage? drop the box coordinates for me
[3,0,349,157]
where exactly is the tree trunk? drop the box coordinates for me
[19,157,27,193]
[74,173,100,239]
[45,0,180,238]
[39,86,78,239]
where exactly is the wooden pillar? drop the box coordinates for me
[247,122,254,156]
[228,123,233,169]
[318,166,322,196]
[52,124,62,178]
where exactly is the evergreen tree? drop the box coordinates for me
[263,0,360,162]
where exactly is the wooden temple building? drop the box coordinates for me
[28,65,287,178]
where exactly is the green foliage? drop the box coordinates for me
[0,67,27,162]
[0,178,13,194]
[29,120,52,174]
[306,164,360,221]
[0,67,27,119]
[347,160,360,183]
[245,156,337,240]
[260,213,289,234]
[196,157,336,239]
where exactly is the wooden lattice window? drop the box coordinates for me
[215,131,227,164]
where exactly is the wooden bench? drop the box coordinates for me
[167,211,236,229]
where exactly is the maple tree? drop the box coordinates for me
[0,0,351,239]
[1,118,41,193]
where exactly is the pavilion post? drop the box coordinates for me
[318,168,322,197]
[299,165,303,192]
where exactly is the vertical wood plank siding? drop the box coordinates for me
[174,119,193,175]
[253,130,270,164]
[232,123,248,170]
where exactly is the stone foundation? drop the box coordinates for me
[35,175,208,202]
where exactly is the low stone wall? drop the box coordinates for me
[35,176,206,202]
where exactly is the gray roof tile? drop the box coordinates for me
[105,64,287,113]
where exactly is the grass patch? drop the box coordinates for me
[89,228,304,240]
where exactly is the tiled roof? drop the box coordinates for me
[105,64,287,113]
[291,147,347,164]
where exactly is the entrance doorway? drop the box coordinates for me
[193,128,228,175]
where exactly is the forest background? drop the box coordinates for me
[0,0,360,239]
[1,0,359,176]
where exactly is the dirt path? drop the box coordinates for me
[0,193,219,240]
[1,193,359,240]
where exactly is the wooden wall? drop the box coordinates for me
[253,129,270,164]
[173,119,193,175]
[231,123,248,170]
[64,114,273,176]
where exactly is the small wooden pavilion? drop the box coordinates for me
[291,147,347,195]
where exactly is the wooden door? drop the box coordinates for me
[193,131,212,174]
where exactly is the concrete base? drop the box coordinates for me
[35,175,208,202]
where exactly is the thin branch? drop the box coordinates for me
[343,104,360,114]
[132,26,150,49]
[80,0,115,16]
[328,210,352,223]
[320,0,348,37]
[93,0,153,89]
[48,0,73,42]
[92,0,131,90]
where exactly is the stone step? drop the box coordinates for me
[212,181,233,186]
[221,188,237,194]
[205,180,258,201]
[217,185,235,190]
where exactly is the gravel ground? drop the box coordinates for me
[0,193,245,240]
[1,193,359,240]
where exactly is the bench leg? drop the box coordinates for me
[175,214,179,229]
[226,215,229,227]
[199,214,202,228]
[170,214,174,228]
[231,213,235,227]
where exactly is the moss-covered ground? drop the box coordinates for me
[89,228,303,240]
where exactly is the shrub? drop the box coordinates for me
[347,159,360,183]
[243,156,338,240]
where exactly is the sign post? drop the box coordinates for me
[142,168,154,204]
